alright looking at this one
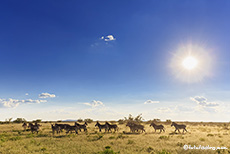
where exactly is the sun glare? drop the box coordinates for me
[182,56,198,70]
[170,44,213,83]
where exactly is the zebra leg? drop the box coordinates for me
[184,128,187,132]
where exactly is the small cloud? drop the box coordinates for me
[104,35,116,41]
[190,96,219,107]
[39,93,56,98]
[82,100,104,108]
[0,98,47,108]
[0,98,20,108]
[144,100,159,104]
[25,93,29,96]
[23,99,47,104]
[91,34,116,49]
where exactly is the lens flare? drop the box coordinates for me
[170,44,213,83]
[182,56,198,70]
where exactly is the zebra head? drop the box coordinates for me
[171,122,176,127]
[150,122,156,127]
[95,121,99,127]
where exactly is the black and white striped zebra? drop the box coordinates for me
[126,122,145,133]
[171,122,187,133]
[28,123,39,134]
[75,122,87,132]
[95,121,109,132]
[64,125,79,134]
[105,122,118,132]
[150,122,165,133]
[51,124,61,135]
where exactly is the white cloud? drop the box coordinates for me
[91,34,116,49]
[82,100,104,108]
[144,100,159,104]
[39,93,56,98]
[0,98,47,108]
[100,35,116,42]
[190,96,219,107]
[25,93,29,96]
[23,99,47,104]
[104,35,116,41]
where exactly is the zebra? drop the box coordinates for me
[55,124,70,132]
[75,122,87,132]
[64,125,79,134]
[105,122,118,132]
[150,122,165,133]
[28,123,39,134]
[95,121,109,132]
[51,124,61,135]
[34,122,42,127]
[171,122,187,133]
[22,122,27,130]
[126,122,145,133]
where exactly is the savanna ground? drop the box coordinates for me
[0,122,230,154]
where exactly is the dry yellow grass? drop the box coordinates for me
[0,122,229,154]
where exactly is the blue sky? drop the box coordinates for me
[0,1,230,121]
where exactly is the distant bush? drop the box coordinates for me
[77,119,83,122]
[146,120,153,124]
[109,121,116,124]
[118,119,125,124]
[166,119,172,124]
[124,114,144,124]
[84,118,93,123]
[153,119,161,123]
[3,118,13,124]
[13,118,26,123]
[32,119,42,123]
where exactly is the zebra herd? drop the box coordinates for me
[22,121,188,135]
[22,122,42,134]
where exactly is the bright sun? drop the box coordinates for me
[182,56,198,70]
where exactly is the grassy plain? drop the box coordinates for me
[0,122,230,154]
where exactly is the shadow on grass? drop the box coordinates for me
[53,135,67,138]
[147,132,166,134]
[122,131,144,135]
[169,132,190,135]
